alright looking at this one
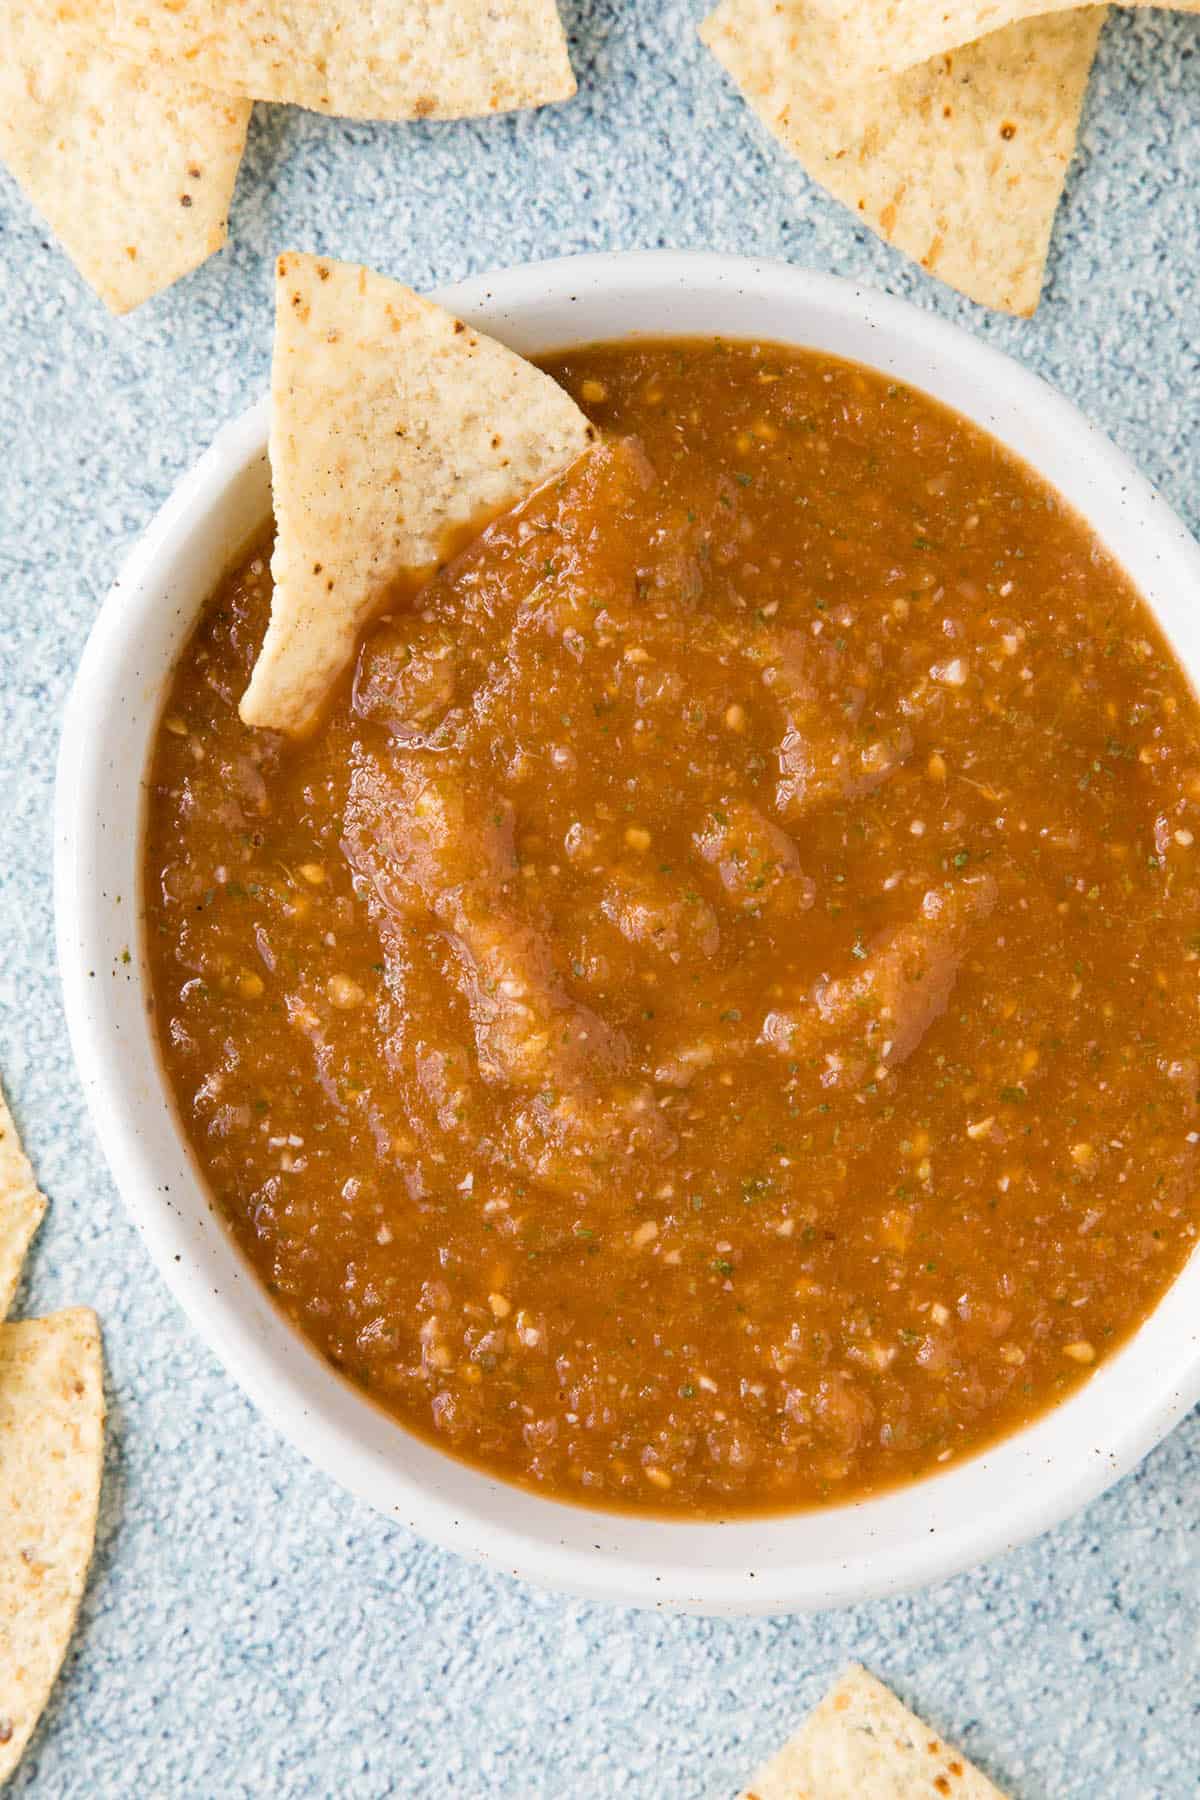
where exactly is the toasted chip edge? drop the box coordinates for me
[0,1307,105,1785]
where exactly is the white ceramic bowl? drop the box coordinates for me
[56,251,1200,1614]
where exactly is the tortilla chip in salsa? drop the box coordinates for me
[240,252,596,736]
[740,1665,1009,1800]
[0,1309,104,1785]
[0,12,250,313]
[700,1,1104,315]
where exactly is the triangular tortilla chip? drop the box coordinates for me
[240,252,596,736]
[700,1,1105,314]
[0,1309,104,1785]
[0,1084,47,1324]
[739,1664,1009,1800]
[0,12,250,313]
[797,0,1198,83]
[103,0,575,121]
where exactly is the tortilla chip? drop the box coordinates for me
[104,0,575,122]
[739,1665,1009,1800]
[700,2,1105,314]
[0,12,250,312]
[0,1084,47,1324]
[240,252,596,736]
[797,1,1199,83]
[0,1309,104,1785]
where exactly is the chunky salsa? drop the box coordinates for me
[143,339,1200,1515]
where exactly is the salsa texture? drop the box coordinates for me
[143,339,1200,1515]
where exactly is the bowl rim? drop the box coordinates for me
[54,248,1200,1614]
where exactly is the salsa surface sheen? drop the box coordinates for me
[143,338,1200,1516]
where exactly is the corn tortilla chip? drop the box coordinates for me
[0,1309,104,1785]
[739,1664,1009,1800]
[103,0,575,122]
[0,1084,47,1324]
[700,2,1105,314]
[798,0,1199,82]
[240,252,596,736]
[0,11,250,312]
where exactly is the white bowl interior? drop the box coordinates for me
[56,252,1200,1613]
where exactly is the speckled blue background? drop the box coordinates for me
[2,4,1198,1794]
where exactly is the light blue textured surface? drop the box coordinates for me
[1,4,1199,1794]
